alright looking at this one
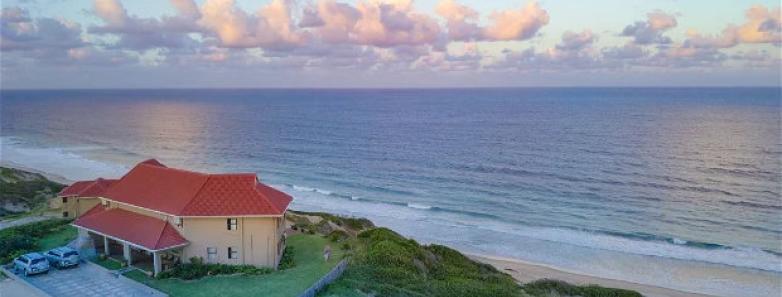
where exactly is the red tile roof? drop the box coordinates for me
[73,205,188,251]
[85,159,292,216]
[59,178,117,197]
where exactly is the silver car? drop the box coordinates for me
[45,247,80,269]
[14,253,50,276]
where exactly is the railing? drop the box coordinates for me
[298,258,349,297]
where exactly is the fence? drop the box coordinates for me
[298,258,349,297]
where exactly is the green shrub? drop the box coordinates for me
[319,227,526,297]
[0,219,72,263]
[278,246,296,270]
[156,262,273,280]
[327,230,350,242]
[522,279,643,297]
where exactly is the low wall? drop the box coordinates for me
[298,258,349,297]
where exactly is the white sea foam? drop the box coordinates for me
[407,203,432,210]
[0,136,128,181]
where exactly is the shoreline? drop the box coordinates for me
[0,160,74,184]
[468,253,719,297]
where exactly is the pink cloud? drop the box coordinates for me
[483,1,549,41]
[435,0,481,41]
[194,0,305,49]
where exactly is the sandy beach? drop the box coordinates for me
[0,160,73,184]
[470,254,719,297]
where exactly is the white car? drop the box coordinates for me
[14,253,50,276]
[45,247,80,269]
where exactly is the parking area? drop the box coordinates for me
[4,262,166,297]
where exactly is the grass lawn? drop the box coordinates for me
[92,257,124,270]
[37,224,77,251]
[126,234,346,297]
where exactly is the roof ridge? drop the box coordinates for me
[254,182,282,214]
[178,174,213,215]
[141,163,210,177]
[153,221,169,250]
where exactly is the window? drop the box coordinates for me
[207,247,217,262]
[62,211,69,218]
[228,247,238,259]
[227,218,238,230]
[62,197,68,203]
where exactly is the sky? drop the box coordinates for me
[0,0,780,89]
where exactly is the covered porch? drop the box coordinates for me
[88,230,184,275]
[72,205,189,276]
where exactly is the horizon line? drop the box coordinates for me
[2,85,781,91]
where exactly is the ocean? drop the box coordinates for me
[1,88,780,296]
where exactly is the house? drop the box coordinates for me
[57,159,292,276]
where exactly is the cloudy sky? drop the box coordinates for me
[1,0,780,88]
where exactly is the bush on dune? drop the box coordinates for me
[522,279,643,297]
[322,227,527,297]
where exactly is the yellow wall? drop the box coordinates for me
[181,217,284,267]
[61,196,100,219]
[75,199,285,268]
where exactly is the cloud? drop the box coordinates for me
[735,5,781,44]
[1,7,84,51]
[483,1,549,41]
[198,0,304,49]
[556,30,596,51]
[602,43,647,60]
[90,0,202,50]
[435,0,481,41]
[303,0,441,47]
[621,11,677,44]
[94,0,128,26]
[683,5,781,50]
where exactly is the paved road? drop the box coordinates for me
[0,216,51,231]
[13,263,166,297]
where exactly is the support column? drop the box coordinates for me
[153,252,162,277]
[123,243,132,265]
[103,236,110,255]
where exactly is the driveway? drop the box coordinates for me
[0,215,51,231]
[7,262,166,297]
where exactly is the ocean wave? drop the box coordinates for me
[407,203,432,210]
[720,200,782,210]
[0,136,129,181]
[278,181,782,273]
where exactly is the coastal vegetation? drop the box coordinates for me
[0,167,64,218]
[521,280,643,297]
[319,227,524,297]
[0,218,75,263]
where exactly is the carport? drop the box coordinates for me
[72,205,188,276]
